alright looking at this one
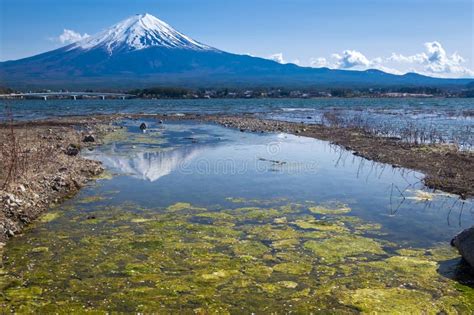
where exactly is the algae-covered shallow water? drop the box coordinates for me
[1,120,474,313]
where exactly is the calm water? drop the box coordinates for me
[2,98,474,147]
[1,119,473,312]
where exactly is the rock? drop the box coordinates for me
[83,135,95,142]
[158,120,163,124]
[451,227,474,269]
[139,123,147,130]
[306,116,312,119]
[52,176,68,191]
[66,144,80,156]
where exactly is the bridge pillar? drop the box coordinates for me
[121,96,125,100]
[43,96,47,101]
[72,95,77,100]
[101,95,105,100]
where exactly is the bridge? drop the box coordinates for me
[0,92,136,100]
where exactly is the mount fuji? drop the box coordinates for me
[0,13,471,89]
[68,13,215,54]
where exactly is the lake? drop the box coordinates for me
[2,98,473,147]
[1,114,473,312]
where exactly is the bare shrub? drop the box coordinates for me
[0,107,54,190]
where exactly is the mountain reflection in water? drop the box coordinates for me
[89,144,204,182]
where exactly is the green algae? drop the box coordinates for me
[166,202,206,212]
[273,262,312,275]
[293,218,348,232]
[93,170,115,180]
[77,195,108,204]
[229,207,281,221]
[271,238,300,249]
[232,240,270,257]
[1,198,473,313]
[201,269,237,281]
[244,224,300,241]
[5,286,43,301]
[308,202,351,215]
[273,216,287,224]
[304,234,385,263]
[226,197,288,205]
[242,264,273,280]
[102,128,167,146]
[278,280,299,289]
[39,212,60,223]
[260,280,299,293]
[30,246,49,253]
[341,287,437,313]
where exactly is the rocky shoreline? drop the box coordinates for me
[0,121,115,243]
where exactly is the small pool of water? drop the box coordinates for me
[1,120,473,312]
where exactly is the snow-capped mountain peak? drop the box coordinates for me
[70,13,213,54]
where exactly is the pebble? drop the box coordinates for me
[83,135,96,142]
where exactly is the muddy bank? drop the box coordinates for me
[0,122,113,243]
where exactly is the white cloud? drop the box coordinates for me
[332,50,371,69]
[386,41,474,77]
[388,52,426,63]
[310,57,330,67]
[268,53,285,64]
[267,54,300,65]
[309,42,473,78]
[58,29,89,44]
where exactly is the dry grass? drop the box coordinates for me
[0,109,55,191]
[321,109,472,150]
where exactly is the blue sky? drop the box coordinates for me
[1,0,473,77]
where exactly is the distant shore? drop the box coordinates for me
[2,84,474,100]
[1,113,472,243]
